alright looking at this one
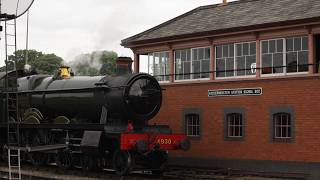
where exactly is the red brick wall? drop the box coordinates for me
[151,75,320,163]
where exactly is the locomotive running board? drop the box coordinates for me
[5,144,67,152]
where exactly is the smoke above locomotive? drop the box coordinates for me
[17,65,162,127]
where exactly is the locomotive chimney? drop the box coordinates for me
[116,57,133,75]
[221,0,228,5]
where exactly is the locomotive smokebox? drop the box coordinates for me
[101,73,162,125]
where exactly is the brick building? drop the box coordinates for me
[122,0,320,178]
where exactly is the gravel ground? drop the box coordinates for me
[0,163,301,180]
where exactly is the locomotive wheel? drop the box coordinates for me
[113,150,133,176]
[56,150,72,169]
[81,155,94,171]
[23,108,43,121]
[1,147,8,163]
[81,155,103,171]
[0,147,2,162]
[29,152,48,166]
[149,150,168,175]
[53,116,70,124]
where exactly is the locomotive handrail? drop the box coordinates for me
[16,87,103,94]
[94,82,128,89]
[17,85,129,94]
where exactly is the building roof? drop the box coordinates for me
[122,0,320,47]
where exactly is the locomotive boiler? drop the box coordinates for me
[0,58,190,175]
[18,68,162,126]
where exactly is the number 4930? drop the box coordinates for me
[157,138,172,145]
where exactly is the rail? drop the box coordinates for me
[0,163,308,180]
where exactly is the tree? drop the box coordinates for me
[8,49,43,70]
[33,54,64,74]
[0,61,13,72]
[0,49,63,75]
[99,51,118,75]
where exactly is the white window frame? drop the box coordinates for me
[261,37,309,77]
[190,47,211,80]
[215,41,257,80]
[174,47,210,82]
[148,51,170,83]
[273,113,292,139]
[260,38,286,77]
[215,44,235,79]
[227,113,243,138]
[174,49,191,82]
[234,41,257,78]
[285,36,309,75]
[185,114,200,137]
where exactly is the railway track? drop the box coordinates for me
[164,167,307,180]
[0,163,163,180]
[0,162,307,180]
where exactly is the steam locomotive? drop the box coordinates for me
[0,60,189,175]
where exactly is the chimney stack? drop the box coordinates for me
[222,0,228,5]
[116,57,133,75]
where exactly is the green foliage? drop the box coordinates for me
[0,49,63,75]
[70,50,118,76]
[33,54,64,74]
[0,61,13,72]
[99,51,118,75]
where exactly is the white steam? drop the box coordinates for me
[68,51,105,75]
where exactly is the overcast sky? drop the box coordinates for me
[0,0,235,66]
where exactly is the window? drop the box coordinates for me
[269,107,295,143]
[216,42,256,78]
[148,52,169,82]
[235,42,256,76]
[175,47,210,80]
[273,113,291,139]
[261,36,308,75]
[192,48,210,79]
[261,39,284,74]
[216,44,235,78]
[175,49,191,80]
[286,37,308,73]
[185,114,200,137]
[224,108,245,140]
[226,113,243,137]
